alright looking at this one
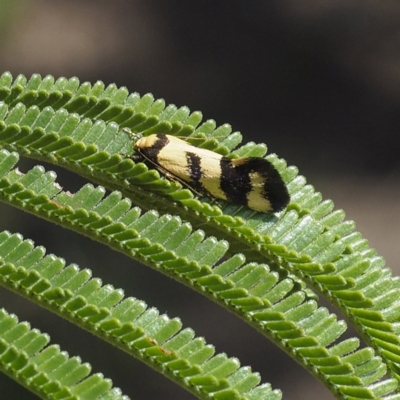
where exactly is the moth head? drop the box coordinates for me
[133,134,159,151]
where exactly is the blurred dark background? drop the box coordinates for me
[0,1,399,399]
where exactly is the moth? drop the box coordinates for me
[131,133,290,213]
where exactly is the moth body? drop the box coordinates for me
[133,134,289,213]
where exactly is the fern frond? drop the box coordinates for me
[0,156,399,398]
[1,72,400,398]
[0,233,285,399]
[0,308,129,399]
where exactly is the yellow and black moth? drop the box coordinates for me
[131,133,290,213]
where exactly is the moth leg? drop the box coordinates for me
[124,153,142,162]
[181,182,223,210]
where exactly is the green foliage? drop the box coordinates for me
[0,72,399,399]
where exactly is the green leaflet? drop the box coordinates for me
[0,72,399,399]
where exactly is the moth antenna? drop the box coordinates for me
[122,128,210,142]
[122,127,140,140]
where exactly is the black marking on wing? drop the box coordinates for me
[220,158,252,207]
[137,134,169,162]
[256,159,290,212]
[186,151,204,192]
[222,157,290,212]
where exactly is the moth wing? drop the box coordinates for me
[156,139,223,180]
[230,157,290,212]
